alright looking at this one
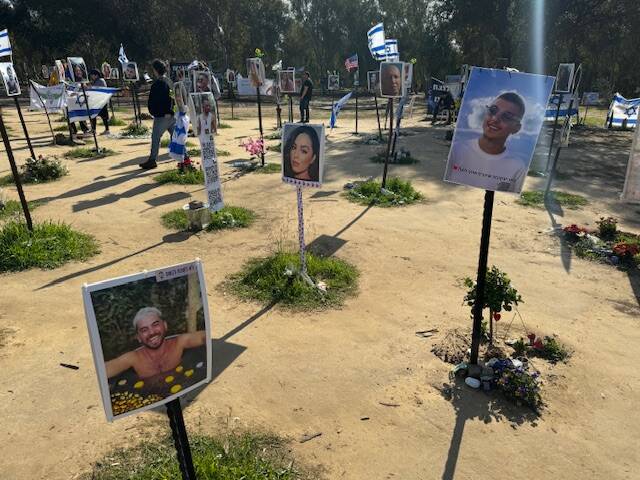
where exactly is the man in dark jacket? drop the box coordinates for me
[140,59,174,169]
[299,71,313,123]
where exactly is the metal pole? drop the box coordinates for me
[289,96,293,123]
[166,399,197,480]
[354,89,359,134]
[29,80,55,143]
[80,83,100,152]
[13,97,35,159]
[546,92,563,171]
[296,185,307,274]
[381,98,393,189]
[0,108,33,231]
[132,83,140,127]
[374,94,382,140]
[256,86,265,166]
[469,190,495,365]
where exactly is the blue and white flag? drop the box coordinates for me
[545,93,579,121]
[607,93,640,128]
[169,110,190,160]
[118,44,128,65]
[385,39,399,62]
[67,86,119,122]
[329,91,353,129]
[367,23,386,61]
[0,29,11,57]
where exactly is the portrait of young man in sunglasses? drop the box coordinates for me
[446,91,528,192]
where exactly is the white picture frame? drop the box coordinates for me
[0,62,20,96]
[379,61,405,98]
[281,122,325,188]
[67,56,88,83]
[123,61,140,82]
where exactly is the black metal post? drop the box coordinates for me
[374,94,382,140]
[381,99,393,189]
[13,97,35,159]
[354,89,359,134]
[256,86,265,166]
[80,83,100,152]
[469,190,495,365]
[65,107,74,143]
[29,80,55,143]
[546,93,563,171]
[0,108,33,231]
[166,399,197,480]
[288,96,293,123]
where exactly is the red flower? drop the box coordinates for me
[493,312,501,321]
[613,242,640,258]
[533,339,544,350]
[527,333,536,345]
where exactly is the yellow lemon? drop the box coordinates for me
[175,365,184,373]
[170,384,183,394]
[184,369,194,377]
[134,381,144,389]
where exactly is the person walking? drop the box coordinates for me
[88,69,110,135]
[140,59,174,170]
[299,71,313,123]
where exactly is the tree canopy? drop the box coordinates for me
[1,0,638,95]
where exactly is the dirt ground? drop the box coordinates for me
[0,98,639,479]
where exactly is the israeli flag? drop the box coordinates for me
[385,39,399,61]
[272,59,282,71]
[67,86,119,122]
[330,91,353,129]
[367,23,386,61]
[118,44,128,65]
[607,93,640,128]
[0,29,11,57]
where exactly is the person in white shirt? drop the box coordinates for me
[446,92,528,192]
[196,97,216,137]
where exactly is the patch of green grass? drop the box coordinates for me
[154,168,204,185]
[162,206,256,231]
[53,124,69,132]
[517,190,588,210]
[81,432,312,480]
[224,250,358,310]
[0,221,99,272]
[0,175,14,187]
[369,150,419,165]
[264,131,281,140]
[0,200,41,221]
[161,137,195,148]
[217,149,230,157]
[255,162,280,174]
[1,156,69,184]
[108,117,126,126]
[55,115,67,123]
[121,123,150,137]
[346,178,423,207]
[267,142,281,152]
[218,122,232,129]
[187,147,201,157]
[63,147,116,159]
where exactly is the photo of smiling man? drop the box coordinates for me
[444,67,554,193]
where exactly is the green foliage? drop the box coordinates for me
[264,131,281,140]
[121,123,150,137]
[20,155,68,183]
[517,190,588,210]
[82,432,309,480]
[0,200,40,221]
[162,206,256,231]
[495,368,542,410]
[255,162,281,174]
[534,335,571,363]
[217,149,230,157]
[161,138,195,148]
[370,149,419,165]
[108,117,126,126]
[63,148,116,159]
[218,122,232,129]
[596,216,617,238]
[0,221,99,272]
[225,250,358,310]
[266,142,281,152]
[53,124,69,132]
[154,169,204,185]
[512,338,527,357]
[346,178,423,207]
[187,147,202,157]
[464,266,522,315]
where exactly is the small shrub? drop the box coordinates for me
[0,221,99,272]
[162,206,256,231]
[154,168,204,185]
[224,250,358,310]
[53,124,69,132]
[267,142,281,152]
[108,117,126,126]
[529,334,570,363]
[186,147,201,157]
[613,242,640,262]
[0,199,40,221]
[494,364,543,410]
[217,149,230,157]
[346,178,423,207]
[264,131,281,140]
[218,122,232,129]
[20,155,68,183]
[596,216,617,238]
[161,209,190,230]
[121,123,150,137]
[63,148,116,159]
[518,190,588,210]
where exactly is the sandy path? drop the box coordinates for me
[0,100,638,479]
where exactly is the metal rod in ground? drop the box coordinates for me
[13,96,35,159]
[374,94,382,140]
[469,190,495,365]
[546,92,563,171]
[276,99,282,129]
[80,83,100,152]
[65,107,74,143]
[381,98,394,189]
[296,185,307,275]
[0,107,33,231]
[544,145,563,200]
[256,86,265,166]
[215,97,220,125]
[384,100,389,130]
[289,96,293,123]
[166,399,197,480]
[131,83,140,126]
[354,89,359,134]
[29,80,55,143]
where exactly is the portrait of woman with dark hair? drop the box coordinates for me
[282,124,324,183]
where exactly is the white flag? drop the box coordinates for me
[272,60,282,71]
[118,44,128,65]
[30,82,66,112]
[0,29,11,57]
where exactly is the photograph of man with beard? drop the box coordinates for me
[380,61,404,98]
[444,67,554,193]
[105,307,206,380]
